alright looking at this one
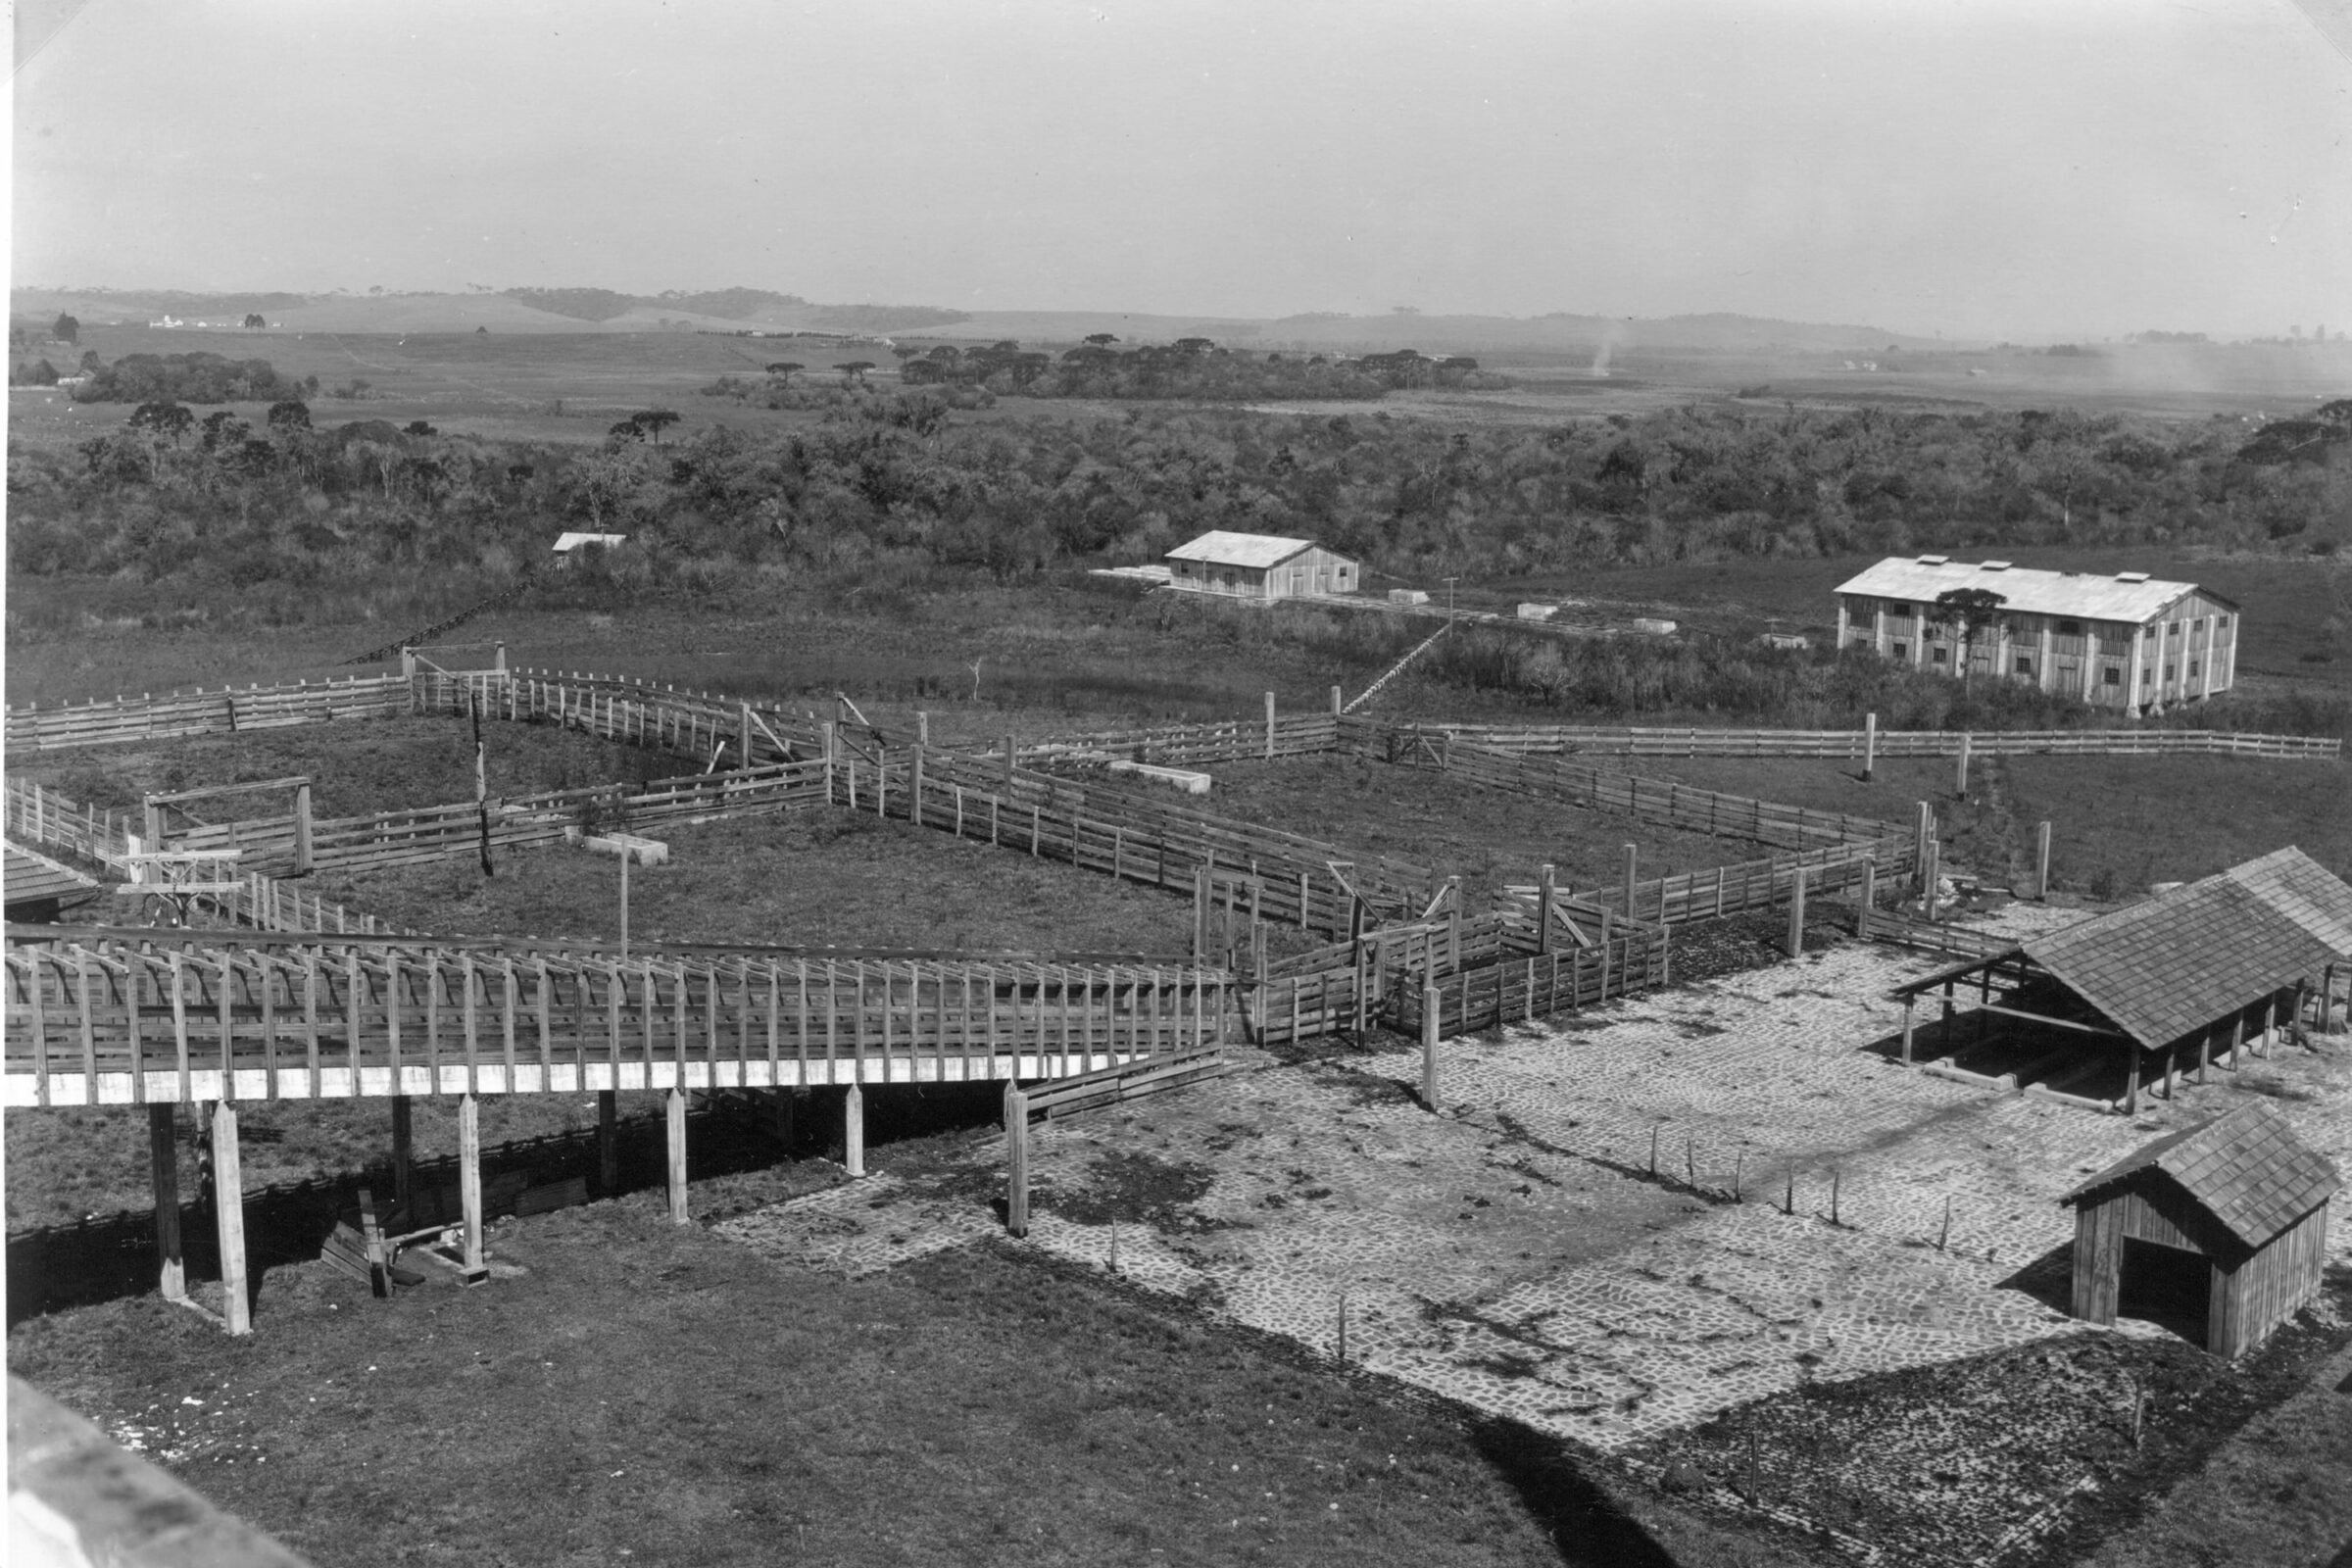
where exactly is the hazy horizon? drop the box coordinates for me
[11,1,2350,343]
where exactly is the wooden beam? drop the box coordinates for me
[458,1093,487,1285]
[843,1081,865,1179]
[1004,1081,1029,1237]
[597,1088,618,1194]
[1961,999,2131,1038]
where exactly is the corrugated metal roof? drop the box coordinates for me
[4,842,102,908]
[2217,847,2352,957]
[2061,1101,2339,1250]
[1165,531,1319,569]
[1831,558,2232,622]
[2024,872,2341,1050]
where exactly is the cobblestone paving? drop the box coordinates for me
[715,904,2352,1472]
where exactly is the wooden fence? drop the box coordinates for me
[1355,718,2342,760]
[1391,931,1670,1038]
[5,677,411,754]
[1532,833,1917,928]
[2,932,1229,1106]
[836,745,1435,937]
[1353,724,1905,852]
[1855,906,2024,961]
[1015,712,1340,769]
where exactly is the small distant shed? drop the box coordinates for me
[1632,617,1678,636]
[1515,603,1556,621]
[2061,1101,2337,1356]
[552,531,627,567]
[1388,589,1430,606]
[1164,532,1358,600]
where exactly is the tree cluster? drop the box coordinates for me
[69,351,303,405]
[898,337,1413,401]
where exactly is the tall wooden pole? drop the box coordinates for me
[1537,862,1556,955]
[149,1103,185,1303]
[1421,984,1442,1111]
[843,1081,865,1178]
[618,847,629,959]
[665,1086,689,1224]
[1621,844,1638,914]
[1955,732,1972,799]
[2034,820,2053,901]
[211,1100,251,1336]
[1264,691,1277,759]
[597,1088,618,1194]
[459,1093,487,1283]
[390,1096,414,1213]
[1862,711,1878,782]
[1004,1082,1030,1237]
[1786,869,1808,958]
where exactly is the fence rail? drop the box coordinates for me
[1855,906,2024,960]
[3,934,1230,1106]
[1016,713,1338,769]
[1359,719,2342,760]
[1392,932,1670,1038]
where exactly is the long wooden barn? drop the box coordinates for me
[1164,531,1360,601]
[1888,848,2352,1109]
[2061,1101,2338,1356]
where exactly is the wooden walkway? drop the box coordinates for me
[3,927,1229,1107]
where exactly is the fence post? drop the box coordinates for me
[1857,861,1876,936]
[821,722,837,801]
[1955,732,1972,799]
[211,1100,251,1336]
[1863,712,1878,781]
[293,781,315,875]
[1421,984,1442,1112]
[1621,844,1638,912]
[916,710,930,748]
[1786,868,1808,958]
[2034,820,2052,901]
[1265,691,1277,759]
[666,1086,690,1224]
[1329,684,1342,717]
[843,1081,865,1178]
[1913,802,1932,890]
[1537,863,1556,955]
[1004,1082,1030,1237]
[1002,733,1016,790]
[1921,838,1941,917]
[1446,876,1463,970]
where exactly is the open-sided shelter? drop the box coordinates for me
[1887,849,2352,1110]
[3,842,101,924]
[2060,1101,2337,1355]
[1164,531,1359,600]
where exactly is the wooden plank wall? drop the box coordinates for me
[2214,1200,2331,1357]
[2,935,1226,1105]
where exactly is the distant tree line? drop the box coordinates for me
[66,351,305,405]
[8,392,2347,640]
[895,337,1505,401]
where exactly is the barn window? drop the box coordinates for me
[1932,647,1948,664]
[2143,624,2157,641]
[2189,660,2201,678]
[1891,642,1908,660]
[2014,656,2034,675]
[2217,614,2230,628]
[2168,621,2182,637]
[2165,662,2176,680]
[2056,619,2082,637]
[2104,667,2122,686]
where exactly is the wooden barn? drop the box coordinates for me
[1833,556,2240,714]
[2061,1101,2338,1356]
[1164,531,1359,601]
[1887,849,2352,1110]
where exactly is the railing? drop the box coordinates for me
[2,933,1230,1106]
[1855,906,2024,960]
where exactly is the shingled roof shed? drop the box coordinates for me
[1887,849,2351,1111]
[2060,1101,2338,1355]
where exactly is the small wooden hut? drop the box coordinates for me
[2061,1101,2338,1356]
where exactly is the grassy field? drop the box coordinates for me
[4,1184,1822,1568]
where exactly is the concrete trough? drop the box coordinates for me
[1105,760,1211,796]
[567,828,669,865]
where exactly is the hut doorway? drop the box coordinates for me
[2117,1238,2210,1345]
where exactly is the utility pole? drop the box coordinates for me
[1443,576,1459,619]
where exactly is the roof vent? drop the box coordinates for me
[2117,570,2150,583]
[1980,561,2012,571]
[1916,554,1950,565]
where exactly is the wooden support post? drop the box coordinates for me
[1786,868,1807,958]
[843,1081,865,1178]
[1862,711,1878,782]
[1857,861,1877,936]
[1421,984,1442,1111]
[1002,733,1016,790]
[2125,1042,2139,1114]
[1921,838,1940,916]
[1193,867,1210,964]
[1265,691,1277,759]
[293,781,315,875]
[1537,863,1556,955]
[149,1103,185,1303]
[597,1088,618,1194]
[1446,876,1463,970]
[2034,820,2053,901]
[1955,732,1972,799]
[1004,1082,1030,1237]
[2164,1047,2177,1101]
[1621,843,1638,913]
[665,1086,690,1224]
[1900,995,1915,1066]
[458,1093,487,1283]
[212,1100,251,1335]
[1329,684,1343,716]
[390,1096,414,1214]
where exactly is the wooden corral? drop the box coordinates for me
[2062,1101,2338,1356]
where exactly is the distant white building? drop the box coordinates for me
[552,531,628,567]
[1834,556,2241,713]
[1164,531,1359,600]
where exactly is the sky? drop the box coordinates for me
[9,0,2350,340]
